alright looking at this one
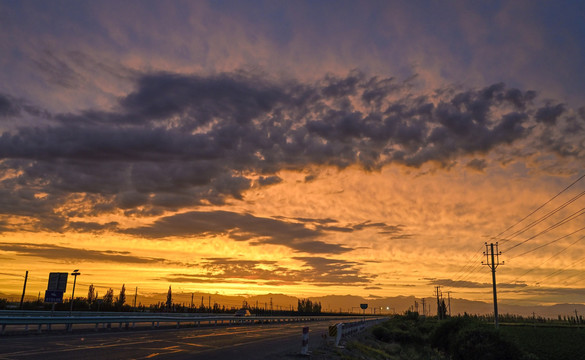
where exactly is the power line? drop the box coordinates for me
[508,234,585,284]
[500,190,585,245]
[449,244,486,283]
[504,207,585,253]
[537,256,585,285]
[495,173,585,243]
[509,226,585,260]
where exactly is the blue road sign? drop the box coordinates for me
[47,272,68,292]
[44,290,64,303]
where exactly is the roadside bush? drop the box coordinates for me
[372,317,425,346]
[453,326,526,360]
[372,325,392,342]
[431,316,531,360]
[431,316,477,352]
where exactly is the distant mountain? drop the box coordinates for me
[5,290,585,318]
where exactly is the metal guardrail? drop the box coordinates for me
[0,314,376,335]
[328,317,388,346]
[341,317,387,336]
[0,310,228,318]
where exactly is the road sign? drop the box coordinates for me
[47,272,68,292]
[360,303,368,310]
[44,290,64,303]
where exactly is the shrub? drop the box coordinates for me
[431,316,477,352]
[371,320,425,345]
[453,327,525,360]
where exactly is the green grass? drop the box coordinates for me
[501,324,585,360]
[329,316,585,360]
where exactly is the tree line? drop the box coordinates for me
[1,286,321,316]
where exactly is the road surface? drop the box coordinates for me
[0,319,335,360]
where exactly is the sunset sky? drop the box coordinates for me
[1,1,585,308]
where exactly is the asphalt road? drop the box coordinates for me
[0,320,335,360]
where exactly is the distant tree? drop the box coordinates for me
[103,288,114,306]
[166,286,172,310]
[438,299,448,320]
[115,284,126,309]
[87,284,95,303]
[297,298,322,314]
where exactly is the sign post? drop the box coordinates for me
[360,303,368,321]
[45,272,68,315]
[69,270,81,315]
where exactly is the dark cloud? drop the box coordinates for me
[162,256,374,287]
[32,50,85,89]
[272,216,405,237]
[256,175,283,187]
[318,221,404,235]
[293,256,373,286]
[123,210,352,254]
[428,278,528,289]
[535,103,565,125]
[68,221,119,232]
[0,94,20,118]
[0,242,171,264]
[0,70,582,227]
[466,158,487,172]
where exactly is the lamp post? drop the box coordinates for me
[69,269,80,315]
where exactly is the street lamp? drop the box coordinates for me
[69,269,81,315]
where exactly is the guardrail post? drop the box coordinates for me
[1,324,5,335]
[176,321,180,329]
[37,324,42,334]
[95,323,99,331]
[300,326,309,355]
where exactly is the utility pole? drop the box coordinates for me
[191,293,194,309]
[483,242,503,329]
[421,299,425,316]
[434,286,442,319]
[134,287,138,308]
[19,271,28,309]
[447,291,451,317]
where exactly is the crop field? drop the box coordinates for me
[501,324,585,360]
[319,314,585,360]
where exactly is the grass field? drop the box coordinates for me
[322,315,585,360]
[501,324,585,360]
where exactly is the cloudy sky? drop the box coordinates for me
[1,0,585,306]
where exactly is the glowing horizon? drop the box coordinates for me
[1,1,585,308]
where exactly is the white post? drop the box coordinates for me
[335,323,343,347]
[300,326,309,355]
